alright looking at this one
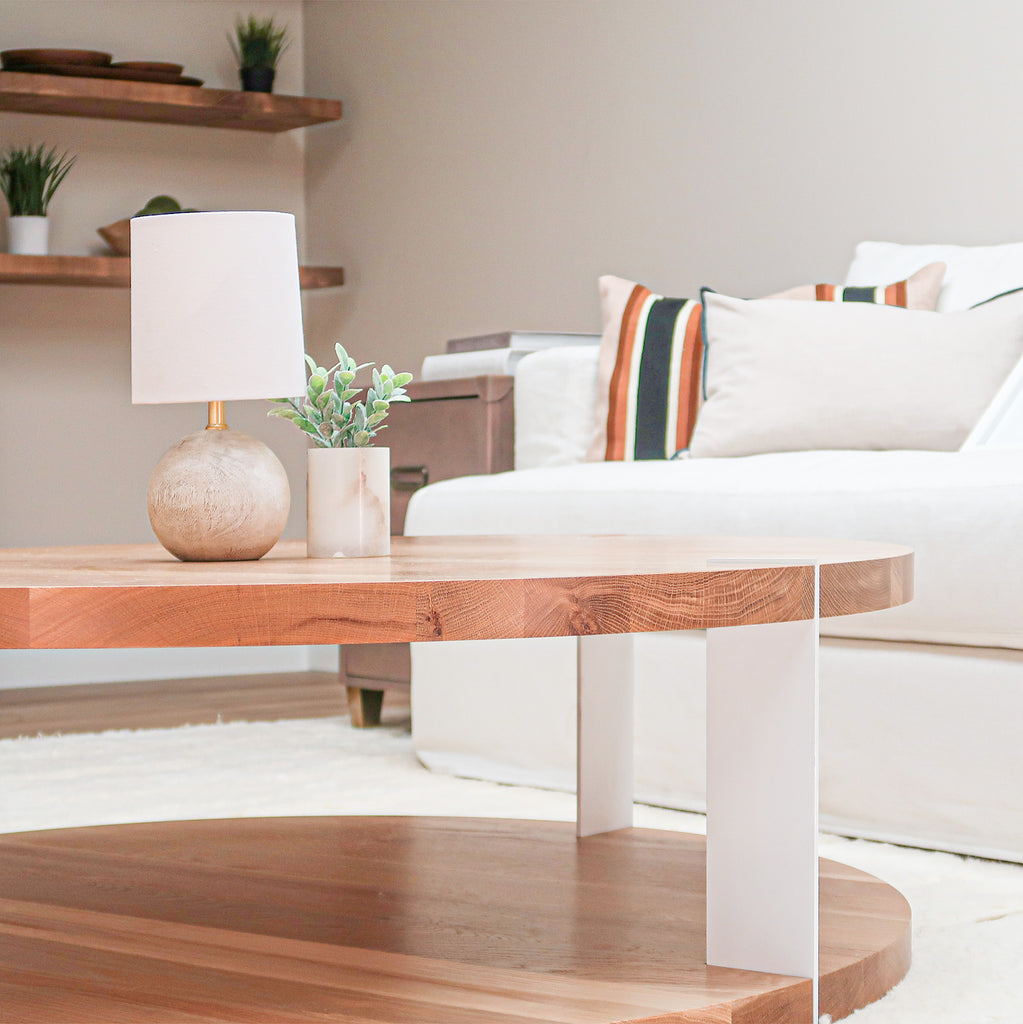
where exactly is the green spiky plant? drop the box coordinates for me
[230,14,289,69]
[269,344,413,448]
[0,144,76,216]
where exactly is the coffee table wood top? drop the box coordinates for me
[0,535,912,650]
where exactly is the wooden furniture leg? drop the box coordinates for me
[347,685,384,728]
[341,643,411,728]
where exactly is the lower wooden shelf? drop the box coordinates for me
[0,253,343,289]
[0,816,911,1023]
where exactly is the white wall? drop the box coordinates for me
[302,0,1023,373]
[0,0,333,687]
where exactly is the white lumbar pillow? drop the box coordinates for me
[688,289,1023,459]
[846,240,1023,311]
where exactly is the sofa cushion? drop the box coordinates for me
[404,449,1023,650]
[847,240,1023,311]
[688,289,1023,458]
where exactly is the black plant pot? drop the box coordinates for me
[240,66,275,93]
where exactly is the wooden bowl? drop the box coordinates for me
[1,48,112,68]
[111,61,185,75]
[97,218,131,256]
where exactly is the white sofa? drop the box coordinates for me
[404,242,1023,863]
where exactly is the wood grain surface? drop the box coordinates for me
[0,817,910,1023]
[0,254,344,289]
[0,69,342,131]
[0,535,912,650]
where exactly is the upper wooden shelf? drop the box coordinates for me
[0,253,344,290]
[0,70,342,132]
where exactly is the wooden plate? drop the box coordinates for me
[1,48,111,68]
[111,61,185,74]
[10,64,202,87]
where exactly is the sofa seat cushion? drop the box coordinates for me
[404,449,1023,649]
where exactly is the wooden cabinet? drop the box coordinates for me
[387,375,515,532]
[342,375,515,724]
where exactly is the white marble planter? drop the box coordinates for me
[307,447,390,558]
[7,215,49,255]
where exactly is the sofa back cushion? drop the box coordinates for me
[847,241,1023,311]
[688,289,1023,458]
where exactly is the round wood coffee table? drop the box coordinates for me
[0,535,913,1023]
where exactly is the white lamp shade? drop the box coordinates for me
[131,211,308,404]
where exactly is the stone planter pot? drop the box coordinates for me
[7,215,49,255]
[307,447,390,558]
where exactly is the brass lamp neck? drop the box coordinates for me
[206,401,229,430]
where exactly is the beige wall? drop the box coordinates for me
[4,0,1022,683]
[302,0,1023,376]
[0,0,309,550]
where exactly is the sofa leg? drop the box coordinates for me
[347,686,384,728]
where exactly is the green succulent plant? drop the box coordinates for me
[269,343,413,448]
[230,14,289,69]
[0,144,75,216]
[133,195,198,218]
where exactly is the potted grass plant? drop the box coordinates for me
[269,343,413,557]
[230,14,289,93]
[0,144,76,255]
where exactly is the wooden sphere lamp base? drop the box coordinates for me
[147,402,290,562]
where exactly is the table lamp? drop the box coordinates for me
[131,210,307,561]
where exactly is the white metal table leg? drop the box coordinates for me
[576,633,634,838]
[706,564,820,1021]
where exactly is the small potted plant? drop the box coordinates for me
[230,13,289,93]
[0,143,76,256]
[97,195,199,255]
[270,343,413,557]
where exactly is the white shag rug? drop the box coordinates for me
[2,715,1022,1024]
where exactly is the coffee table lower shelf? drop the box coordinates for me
[0,816,910,1023]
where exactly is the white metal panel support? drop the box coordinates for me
[706,562,820,1023]
[576,633,634,838]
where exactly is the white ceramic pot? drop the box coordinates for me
[7,215,49,255]
[307,446,391,558]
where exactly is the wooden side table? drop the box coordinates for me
[342,375,514,725]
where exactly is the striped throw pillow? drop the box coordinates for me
[589,263,947,462]
[588,275,704,462]
[764,261,946,309]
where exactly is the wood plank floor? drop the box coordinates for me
[0,671,410,740]
[0,817,911,1024]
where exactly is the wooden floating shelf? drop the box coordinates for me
[0,70,342,132]
[0,253,344,290]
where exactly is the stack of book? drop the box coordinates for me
[420,331,600,381]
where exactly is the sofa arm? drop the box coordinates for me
[961,354,1023,450]
[514,346,601,470]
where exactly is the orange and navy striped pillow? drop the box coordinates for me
[815,281,908,304]
[764,262,946,309]
[588,275,704,462]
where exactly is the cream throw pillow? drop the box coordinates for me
[688,289,1023,458]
